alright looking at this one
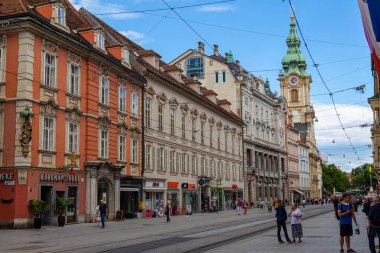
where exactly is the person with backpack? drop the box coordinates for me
[338,193,358,253]
[274,199,291,244]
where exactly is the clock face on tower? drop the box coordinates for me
[290,76,298,85]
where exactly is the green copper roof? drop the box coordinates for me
[265,78,270,94]
[226,51,234,64]
[281,16,310,77]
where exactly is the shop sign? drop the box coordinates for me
[210,180,217,187]
[198,178,205,186]
[217,180,222,188]
[146,181,164,188]
[181,183,188,189]
[40,174,79,183]
[249,175,255,182]
[188,184,196,190]
[232,184,238,189]
[167,181,178,188]
[0,173,14,181]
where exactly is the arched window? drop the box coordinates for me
[291,89,298,102]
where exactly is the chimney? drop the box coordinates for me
[198,41,205,54]
[225,52,228,59]
[162,64,183,83]
[235,60,240,67]
[184,77,202,94]
[213,44,219,56]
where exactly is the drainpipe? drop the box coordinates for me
[141,79,148,205]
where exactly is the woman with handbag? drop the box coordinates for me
[274,199,292,244]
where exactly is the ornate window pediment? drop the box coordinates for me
[99,115,112,130]
[200,112,207,122]
[156,92,168,103]
[40,98,59,116]
[216,121,223,129]
[146,86,156,96]
[180,103,189,114]
[43,40,58,55]
[118,122,128,135]
[66,105,82,123]
[190,108,198,117]
[99,65,110,77]
[68,52,81,65]
[169,98,178,110]
[208,117,215,125]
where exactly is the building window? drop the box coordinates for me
[97,33,105,50]
[182,114,186,139]
[210,126,213,147]
[225,132,228,152]
[181,153,186,173]
[232,136,235,154]
[170,150,175,172]
[100,76,109,105]
[131,139,138,163]
[232,164,236,180]
[68,122,78,153]
[152,146,156,171]
[145,144,151,170]
[123,49,130,65]
[145,97,151,128]
[192,118,196,142]
[176,152,180,173]
[239,166,243,181]
[42,117,54,151]
[222,71,226,83]
[192,155,198,175]
[118,86,126,112]
[56,6,65,26]
[201,122,205,145]
[69,63,79,96]
[118,135,126,161]
[215,71,219,83]
[226,163,230,180]
[44,52,56,87]
[164,149,168,171]
[244,96,249,113]
[291,89,298,102]
[99,129,108,158]
[186,57,204,78]
[218,161,223,179]
[158,104,163,132]
[132,91,138,117]
[217,130,221,150]
[170,109,175,135]
[158,147,164,171]
[186,153,190,174]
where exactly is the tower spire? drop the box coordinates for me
[280,15,309,77]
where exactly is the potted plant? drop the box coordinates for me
[55,197,69,227]
[27,199,51,229]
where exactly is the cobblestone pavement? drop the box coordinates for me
[206,208,376,253]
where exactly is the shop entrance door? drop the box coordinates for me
[40,185,53,225]
[98,179,109,204]
[67,186,78,223]
[120,191,138,218]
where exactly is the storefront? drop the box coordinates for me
[0,168,86,228]
[224,184,244,210]
[167,181,179,215]
[143,180,165,218]
[120,177,142,219]
[181,183,197,214]
[210,180,223,211]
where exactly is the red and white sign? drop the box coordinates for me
[289,180,293,185]
[249,175,255,182]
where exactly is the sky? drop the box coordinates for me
[71,0,373,172]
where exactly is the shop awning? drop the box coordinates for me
[120,187,139,192]
[293,189,305,195]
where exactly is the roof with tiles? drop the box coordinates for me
[79,9,241,123]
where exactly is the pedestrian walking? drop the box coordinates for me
[338,193,358,253]
[368,196,380,253]
[98,199,107,229]
[289,203,303,243]
[236,198,242,215]
[165,201,171,223]
[243,199,248,215]
[274,199,291,244]
[362,198,371,216]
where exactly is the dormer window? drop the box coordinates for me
[123,49,130,65]
[56,6,65,26]
[97,33,105,50]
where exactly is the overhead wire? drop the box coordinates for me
[288,0,360,160]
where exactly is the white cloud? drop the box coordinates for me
[314,103,373,171]
[197,5,235,13]
[119,30,152,45]
[71,0,140,20]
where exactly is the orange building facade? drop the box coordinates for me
[0,0,145,228]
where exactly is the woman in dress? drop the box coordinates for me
[289,203,303,243]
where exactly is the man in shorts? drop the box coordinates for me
[338,193,358,253]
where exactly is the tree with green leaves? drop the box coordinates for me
[322,164,350,194]
[350,163,378,192]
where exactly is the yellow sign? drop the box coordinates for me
[369,166,372,173]
[71,152,77,166]
[139,201,145,210]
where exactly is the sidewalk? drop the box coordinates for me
[0,206,329,253]
[207,207,374,253]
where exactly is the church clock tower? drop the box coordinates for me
[278,15,322,199]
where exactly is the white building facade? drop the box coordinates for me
[299,142,310,200]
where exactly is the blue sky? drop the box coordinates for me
[72,0,373,171]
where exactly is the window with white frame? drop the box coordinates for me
[201,157,205,176]
[210,159,214,178]
[225,132,228,152]
[232,164,236,180]
[158,104,163,132]
[170,150,175,172]
[164,149,168,171]
[210,125,213,147]
[175,152,180,173]
[42,116,54,151]
[192,117,196,142]
[145,97,151,128]
[232,135,235,154]
[97,33,105,50]
[222,71,226,83]
[192,155,197,175]
[218,161,223,179]
[170,109,175,135]
[145,144,151,170]
[118,86,126,112]
[68,122,78,153]
[244,96,249,113]
[131,91,138,117]
[123,49,130,65]
[152,146,156,171]
[181,153,186,173]
[99,129,108,158]
[215,71,219,84]
[182,114,186,139]
[100,76,109,105]
[204,158,208,177]
[158,147,164,171]
[44,52,56,87]
[239,166,243,181]
[186,57,204,78]
[69,63,79,96]
[131,139,138,163]
[217,130,221,150]
[56,6,66,26]
[186,153,190,174]
[201,122,205,145]
[118,135,126,161]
